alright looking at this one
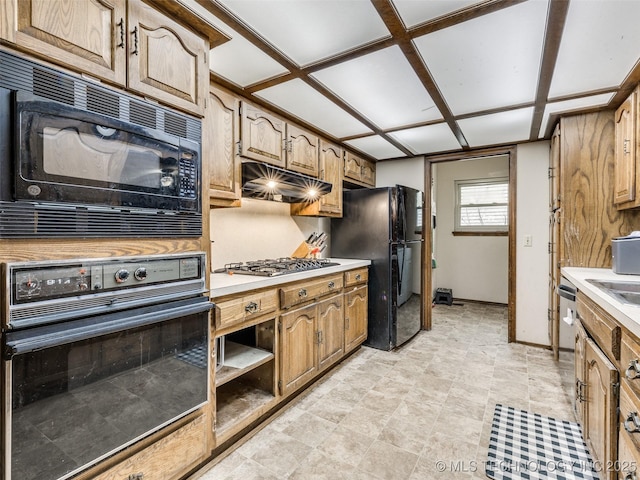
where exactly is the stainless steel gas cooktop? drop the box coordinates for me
[216,258,340,277]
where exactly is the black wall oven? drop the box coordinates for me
[0,50,202,238]
[2,253,212,480]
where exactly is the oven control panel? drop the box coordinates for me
[10,255,202,303]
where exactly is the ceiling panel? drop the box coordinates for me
[392,0,482,28]
[389,123,461,155]
[311,46,442,130]
[215,0,390,66]
[413,1,548,116]
[458,108,534,148]
[344,136,406,160]
[548,0,640,98]
[255,79,373,138]
[539,93,615,139]
[209,35,289,87]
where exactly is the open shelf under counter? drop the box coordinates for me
[216,341,275,387]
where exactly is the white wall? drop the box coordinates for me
[515,141,552,346]
[376,157,425,294]
[209,198,329,270]
[434,156,509,304]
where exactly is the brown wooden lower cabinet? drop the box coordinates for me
[212,267,368,450]
[93,413,208,480]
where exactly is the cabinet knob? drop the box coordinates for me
[624,471,637,480]
[298,288,307,298]
[328,281,335,289]
[245,301,258,313]
[624,411,640,433]
[355,274,361,281]
[128,474,144,480]
[626,360,640,380]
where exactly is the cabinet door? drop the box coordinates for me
[345,285,368,352]
[344,151,362,182]
[584,337,619,480]
[317,295,344,371]
[575,320,587,424]
[206,86,241,206]
[287,124,319,177]
[549,126,561,360]
[614,90,637,205]
[127,0,208,116]
[319,141,343,215]
[2,0,127,85]
[279,304,317,395]
[361,158,376,186]
[240,103,286,168]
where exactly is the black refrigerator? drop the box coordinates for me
[331,185,423,351]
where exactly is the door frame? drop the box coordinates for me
[422,145,517,343]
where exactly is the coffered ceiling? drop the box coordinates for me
[185,0,640,161]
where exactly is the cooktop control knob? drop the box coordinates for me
[114,269,130,283]
[134,267,147,281]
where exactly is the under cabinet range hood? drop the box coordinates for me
[241,161,332,203]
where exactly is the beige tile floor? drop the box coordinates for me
[193,301,575,480]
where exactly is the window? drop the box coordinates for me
[455,177,508,232]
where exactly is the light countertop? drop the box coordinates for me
[562,267,640,338]
[210,258,371,298]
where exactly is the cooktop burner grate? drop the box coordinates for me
[221,258,340,276]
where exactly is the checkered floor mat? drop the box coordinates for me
[175,344,208,369]
[486,404,599,480]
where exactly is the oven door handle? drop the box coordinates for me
[4,296,213,357]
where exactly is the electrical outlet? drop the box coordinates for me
[524,235,533,247]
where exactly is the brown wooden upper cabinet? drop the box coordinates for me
[240,102,319,176]
[614,85,639,209]
[206,85,242,207]
[344,151,376,187]
[291,140,343,217]
[0,0,210,116]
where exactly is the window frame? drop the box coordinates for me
[454,177,509,233]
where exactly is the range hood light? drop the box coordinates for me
[242,162,332,203]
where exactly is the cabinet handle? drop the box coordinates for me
[355,274,361,281]
[626,360,640,380]
[625,471,637,480]
[131,26,139,55]
[128,474,144,480]
[625,411,640,433]
[245,301,258,314]
[345,317,350,330]
[624,139,631,154]
[575,380,586,402]
[298,288,307,298]
[317,331,322,344]
[117,18,125,48]
[328,281,335,289]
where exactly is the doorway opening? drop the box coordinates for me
[422,146,517,342]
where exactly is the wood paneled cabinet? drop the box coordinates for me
[614,86,638,208]
[576,295,620,480]
[0,0,210,115]
[240,102,319,176]
[344,151,376,187]
[344,268,369,352]
[206,85,242,207]
[291,140,343,217]
[279,292,344,396]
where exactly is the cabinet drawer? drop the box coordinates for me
[280,275,343,309]
[617,427,640,480]
[577,293,621,363]
[94,414,207,480]
[214,289,278,329]
[619,381,640,473]
[344,268,368,288]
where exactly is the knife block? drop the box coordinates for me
[292,241,313,258]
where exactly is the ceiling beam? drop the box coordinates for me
[529,0,571,141]
[370,0,470,150]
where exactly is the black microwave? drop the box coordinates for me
[0,51,202,238]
